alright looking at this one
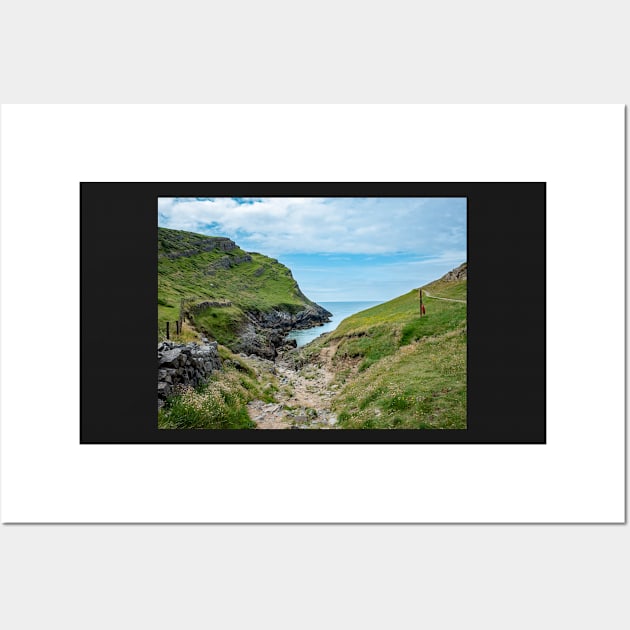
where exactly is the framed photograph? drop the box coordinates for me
[2,104,622,523]
[81,182,545,444]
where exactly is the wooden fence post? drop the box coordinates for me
[179,297,185,334]
[419,289,423,317]
[166,321,170,339]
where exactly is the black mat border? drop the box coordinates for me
[80,182,545,444]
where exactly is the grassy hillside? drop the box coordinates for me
[158,227,320,346]
[307,273,467,429]
[158,345,279,430]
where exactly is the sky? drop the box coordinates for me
[158,197,466,302]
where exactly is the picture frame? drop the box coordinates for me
[81,181,546,444]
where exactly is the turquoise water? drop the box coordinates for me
[286,301,383,348]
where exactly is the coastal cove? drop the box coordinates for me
[156,218,467,431]
[286,301,383,347]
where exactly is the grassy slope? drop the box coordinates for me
[321,276,467,429]
[158,345,279,429]
[158,227,315,346]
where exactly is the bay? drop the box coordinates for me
[286,301,383,348]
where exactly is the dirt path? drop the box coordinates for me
[423,290,467,304]
[248,343,340,430]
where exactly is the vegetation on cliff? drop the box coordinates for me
[158,227,330,353]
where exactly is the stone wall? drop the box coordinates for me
[187,300,232,316]
[157,340,222,406]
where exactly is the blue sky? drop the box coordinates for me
[158,197,466,302]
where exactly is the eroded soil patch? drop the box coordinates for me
[247,343,341,430]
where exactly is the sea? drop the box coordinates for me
[286,301,383,348]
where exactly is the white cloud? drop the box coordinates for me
[157,197,466,257]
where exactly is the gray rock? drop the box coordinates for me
[157,381,171,398]
[158,369,174,384]
[439,262,467,282]
[159,348,181,367]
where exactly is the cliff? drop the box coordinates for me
[158,227,331,358]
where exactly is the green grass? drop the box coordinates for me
[332,327,466,429]
[158,346,278,429]
[191,306,244,347]
[335,325,400,372]
[158,227,318,346]
[332,277,465,340]
[158,379,255,429]
[324,276,467,429]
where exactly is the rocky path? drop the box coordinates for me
[247,344,340,430]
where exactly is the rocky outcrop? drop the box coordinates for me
[291,304,333,329]
[206,253,253,274]
[159,236,237,260]
[235,321,284,360]
[440,262,467,282]
[251,303,332,331]
[158,227,333,361]
[157,340,222,406]
[235,303,332,359]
